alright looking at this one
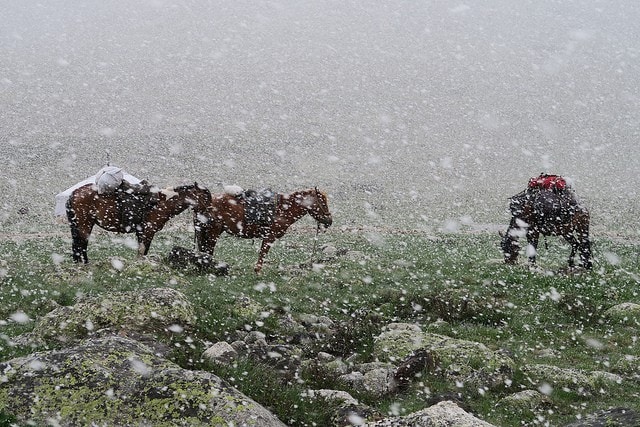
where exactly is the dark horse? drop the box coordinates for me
[194,187,333,272]
[500,189,592,269]
[66,182,211,263]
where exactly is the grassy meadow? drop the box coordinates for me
[0,226,639,426]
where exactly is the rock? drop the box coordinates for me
[321,244,339,258]
[231,340,249,355]
[612,354,640,378]
[339,371,365,389]
[393,349,438,391]
[603,303,640,326]
[373,323,514,392]
[0,336,286,427]
[562,407,640,427]
[372,323,424,363]
[16,287,196,346]
[362,367,397,397]
[334,403,384,426]
[244,330,267,344]
[308,389,359,406]
[430,287,504,322]
[364,400,496,426]
[167,246,229,275]
[497,390,552,415]
[520,364,606,396]
[202,341,238,364]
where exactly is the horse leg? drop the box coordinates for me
[526,230,539,265]
[137,225,155,257]
[196,222,221,257]
[579,233,593,269]
[67,204,92,264]
[71,232,90,264]
[564,234,579,267]
[501,217,521,264]
[255,237,276,273]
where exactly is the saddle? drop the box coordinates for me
[112,181,158,229]
[509,188,580,221]
[240,189,277,226]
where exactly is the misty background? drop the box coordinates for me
[1,0,639,237]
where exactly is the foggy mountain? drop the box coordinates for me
[2,0,639,235]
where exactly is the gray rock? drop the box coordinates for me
[245,330,267,344]
[0,336,286,427]
[520,364,621,396]
[562,407,640,427]
[202,341,238,364]
[497,390,552,415]
[603,303,640,326]
[308,389,359,406]
[15,287,196,346]
[363,367,397,397]
[364,400,496,426]
[373,323,514,392]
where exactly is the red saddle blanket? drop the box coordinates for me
[528,174,567,191]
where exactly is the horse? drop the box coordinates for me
[66,182,211,263]
[500,189,592,269]
[194,187,333,273]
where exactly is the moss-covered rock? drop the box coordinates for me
[497,389,552,415]
[429,287,509,324]
[612,354,640,377]
[603,302,640,326]
[365,400,496,427]
[520,364,606,396]
[372,323,425,362]
[373,323,514,392]
[0,336,286,427]
[19,287,196,346]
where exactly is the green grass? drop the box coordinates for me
[0,228,638,426]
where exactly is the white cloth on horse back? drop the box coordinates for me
[223,185,244,196]
[95,166,124,194]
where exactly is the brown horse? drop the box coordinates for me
[194,187,333,272]
[66,182,211,263]
[500,189,592,269]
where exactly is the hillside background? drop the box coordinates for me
[2,0,639,237]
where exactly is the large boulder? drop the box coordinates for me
[520,364,622,396]
[18,287,196,346]
[0,336,286,427]
[562,407,640,427]
[603,302,640,326]
[364,400,496,427]
[373,323,514,391]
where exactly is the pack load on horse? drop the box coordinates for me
[65,166,211,263]
[527,174,567,191]
[194,186,333,273]
[500,173,592,269]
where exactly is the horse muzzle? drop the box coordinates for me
[318,216,333,229]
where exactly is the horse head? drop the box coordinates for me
[299,187,333,229]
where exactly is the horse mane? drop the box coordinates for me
[174,183,211,195]
[172,183,199,192]
[316,189,328,200]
